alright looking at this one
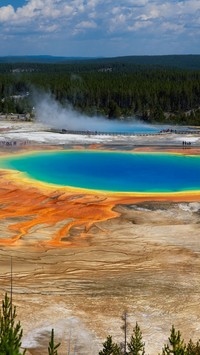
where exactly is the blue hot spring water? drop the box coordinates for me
[1,151,200,193]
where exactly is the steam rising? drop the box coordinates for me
[34,92,157,133]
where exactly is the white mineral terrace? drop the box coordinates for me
[0,120,200,146]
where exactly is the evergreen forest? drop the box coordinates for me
[0,56,200,125]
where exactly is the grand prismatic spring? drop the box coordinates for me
[0,148,200,249]
[1,150,200,193]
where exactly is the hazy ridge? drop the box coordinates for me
[1,54,200,70]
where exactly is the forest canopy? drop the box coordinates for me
[0,55,200,125]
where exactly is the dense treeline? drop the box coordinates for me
[1,61,200,125]
[1,294,200,354]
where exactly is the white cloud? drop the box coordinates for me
[0,5,15,22]
[0,0,200,55]
[77,20,97,29]
[39,24,59,33]
[73,20,97,34]
[128,20,152,31]
[0,0,199,34]
[161,21,185,34]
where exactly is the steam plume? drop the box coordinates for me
[34,92,156,133]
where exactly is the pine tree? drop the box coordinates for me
[162,325,186,355]
[186,338,200,355]
[121,311,129,355]
[127,322,145,355]
[0,293,26,354]
[48,329,60,355]
[99,335,121,355]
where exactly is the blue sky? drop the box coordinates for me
[0,0,199,57]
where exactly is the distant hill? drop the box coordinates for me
[0,55,93,64]
[91,55,200,70]
[1,54,200,70]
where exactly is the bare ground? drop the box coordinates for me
[0,200,200,354]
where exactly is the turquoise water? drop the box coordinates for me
[1,151,200,193]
